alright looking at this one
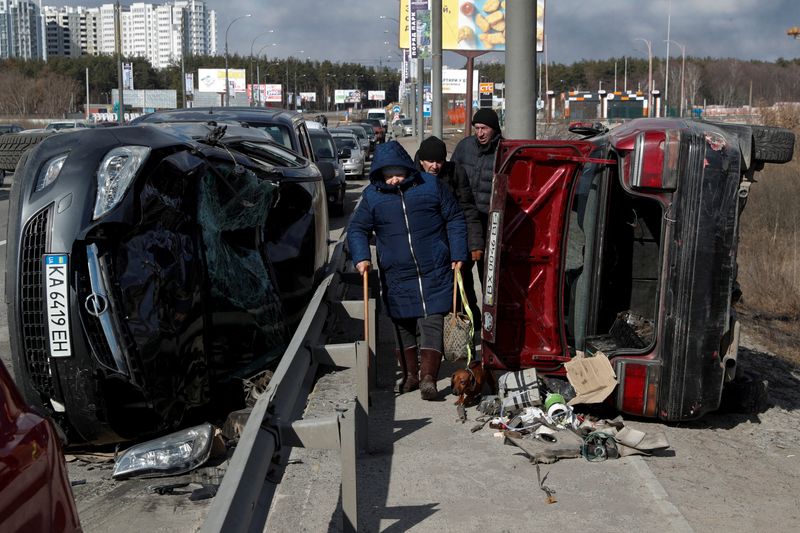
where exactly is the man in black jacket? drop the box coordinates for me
[415,135,484,321]
[451,108,503,292]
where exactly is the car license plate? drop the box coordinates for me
[44,254,72,358]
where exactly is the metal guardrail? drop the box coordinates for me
[200,239,377,533]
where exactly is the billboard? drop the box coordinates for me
[399,0,546,52]
[198,68,246,93]
[368,90,386,101]
[410,0,431,59]
[299,92,317,102]
[442,69,479,94]
[247,84,283,103]
[335,89,362,104]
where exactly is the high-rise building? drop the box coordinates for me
[0,0,43,60]
[38,1,217,68]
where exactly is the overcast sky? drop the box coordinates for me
[51,0,800,66]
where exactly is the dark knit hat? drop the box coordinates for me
[471,108,501,132]
[416,135,447,162]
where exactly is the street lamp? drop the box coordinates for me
[255,42,276,107]
[666,39,686,117]
[249,30,275,105]
[225,13,251,106]
[635,38,653,117]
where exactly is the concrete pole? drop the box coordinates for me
[417,57,424,140]
[85,68,89,121]
[505,0,537,139]
[431,0,442,139]
[115,0,124,125]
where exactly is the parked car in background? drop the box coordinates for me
[482,119,794,421]
[366,107,388,127]
[0,123,23,134]
[330,132,365,179]
[331,125,372,159]
[391,118,413,138]
[45,121,88,131]
[356,122,379,147]
[364,118,386,143]
[5,121,329,445]
[309,128,346,216]
[0,359,81,532]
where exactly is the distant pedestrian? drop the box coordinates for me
[348,141,468,400]
[451,108,503,306]
[414,135,484,321]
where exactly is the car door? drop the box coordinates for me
[481,139,604,371]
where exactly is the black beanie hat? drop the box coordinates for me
[471,108,501,132]
[416,135,447,161]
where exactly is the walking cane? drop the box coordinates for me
[363,268,369,352]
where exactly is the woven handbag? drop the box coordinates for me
[443,269,474,363]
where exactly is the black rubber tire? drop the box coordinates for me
[751,125,795,164]
[0,132,53,171]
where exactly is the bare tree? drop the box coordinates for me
[684,62,702,111]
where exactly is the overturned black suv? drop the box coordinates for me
[5,122,328,444]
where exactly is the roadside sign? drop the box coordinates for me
[393,105,401,113]
[423,102,431,117]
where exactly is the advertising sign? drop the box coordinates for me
[368,90,386,101]
[399,0,546,52]
[335,89,362,104]
[410,0,431,60]
[479,82,494,94]
[442,69,479,94]
[198,68,246,93]
[122,63,134,90]
[184,73,194,95]
[299,92,317,102]
[247,84,283,103]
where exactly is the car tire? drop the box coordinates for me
[751,125,795,164]
[330,186,345,217]
[0,132,53,172]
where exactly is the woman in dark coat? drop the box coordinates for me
[414,135,485,322]
[348,141,468,399]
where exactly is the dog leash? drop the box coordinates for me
[456,270,474,365]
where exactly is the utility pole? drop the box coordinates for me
[506,0,537,139]
[115,0,124,125]
[85,68,90,121]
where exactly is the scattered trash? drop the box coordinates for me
[152,482,191,495]
[535,462,557,504]
[70,479,86,487]
[189,483,219,501]
[564,351,618,406]
[243,369,274,407]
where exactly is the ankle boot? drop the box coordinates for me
[401,346,419,393]
[419,348,443,400]
[394,349,407,394]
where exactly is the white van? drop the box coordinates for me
[366,108,388,127]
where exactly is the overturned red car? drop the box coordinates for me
[481,118,794,421]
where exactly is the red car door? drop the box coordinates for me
[481,139,610,372]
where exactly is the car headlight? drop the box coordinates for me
[94,145,150,220]
[112,423,214,479]
[34,153,68,192]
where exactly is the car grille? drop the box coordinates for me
[77,270,117,371]
[19,205,56,397]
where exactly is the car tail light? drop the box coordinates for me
[630,129,681,191]
[616,360,660,417]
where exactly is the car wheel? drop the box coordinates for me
[330,186,345,217]
[0,132,53,172]
[751,125,795,164]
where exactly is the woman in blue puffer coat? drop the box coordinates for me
[348,141,468,400]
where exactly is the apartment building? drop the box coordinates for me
[0,0,43,60]
[39,1,216,68]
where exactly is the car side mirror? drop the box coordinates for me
[338,148,352,159]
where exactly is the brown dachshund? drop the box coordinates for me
[451,361,496,406]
